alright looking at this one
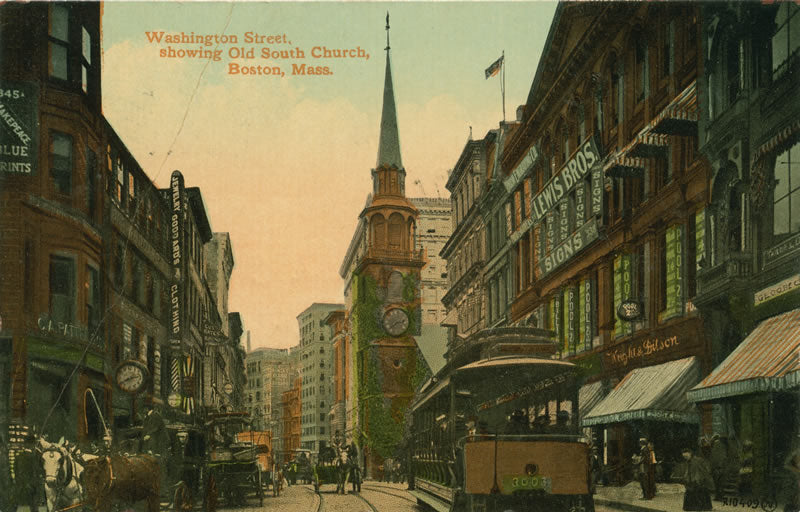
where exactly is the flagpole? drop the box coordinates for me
[501,50,506,122]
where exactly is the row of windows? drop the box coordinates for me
[112,240,164,320]
[45,254,101,334]
[48,4,99,100]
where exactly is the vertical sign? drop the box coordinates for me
[567,286,577,354]
[169,171,184,348]
[665,224,684,318]
[579,280,587,350]
[576,181,586,226]
[558,200,569,243]
[583,277,594,351]
[591,168,603,218]
[695,209,705,272]
[0,81,38,175]
[553,295,562,350]
[546,211,556,255]
[614,254,633,338]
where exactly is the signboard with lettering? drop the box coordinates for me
[603,317,706,372]
[0,81,38,175]
[754,274,800,307]
[538,218,601,277]
[617,299,644,321]
[663,225,684,319]
[530,138,601,223]
[504,144,539,193]
[763,233,800,269]
[170,170,184,346]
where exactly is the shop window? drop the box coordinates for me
[50,132,73,195]
[772,2,800,80]
[773,142,800,236]
[50,255,75,325]
[48,4,69,80]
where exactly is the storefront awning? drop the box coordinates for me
[578,380,606,418]
[582,357,700,426]
[650,80,699,136]
[687,309,800,403]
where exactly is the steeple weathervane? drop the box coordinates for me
[386,12,390,51]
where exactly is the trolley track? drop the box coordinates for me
[303,484,325,512]
[360,483,418,505]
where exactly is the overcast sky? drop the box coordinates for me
[101,1,557,350]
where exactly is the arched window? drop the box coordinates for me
[607,53,621,128]
[372,214,386,248]
[388,213,404,249]
[634,31,648,103]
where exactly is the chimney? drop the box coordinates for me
[247,330,251,352]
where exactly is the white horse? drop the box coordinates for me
[39,438,94,512]
[335,446,350,495]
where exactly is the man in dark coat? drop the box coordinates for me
[672,447,714,511]
[636,438,657,499]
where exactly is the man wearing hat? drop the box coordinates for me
[637,437,657,499]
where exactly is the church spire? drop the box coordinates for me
[376,12,403,170]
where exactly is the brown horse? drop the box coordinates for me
[83,455,160,512]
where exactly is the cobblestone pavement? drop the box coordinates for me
[215,481,422,512]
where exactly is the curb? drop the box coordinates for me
[594,497,670,512]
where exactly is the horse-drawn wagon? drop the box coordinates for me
[206,412,264,508]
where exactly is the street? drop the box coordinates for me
[217,482,423,512]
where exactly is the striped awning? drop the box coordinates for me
[578,380,606,418]
[687,309,800,403]
[604,156,646,179]
[750,119,800,168]
[582,357,700,426]
[651,80,699,136]
[629,132,669,158]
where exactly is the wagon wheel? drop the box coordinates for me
[203,474,218,512]
[173,481,193,512]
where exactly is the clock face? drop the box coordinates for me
[115,361,148,394]
[383,308,409,336]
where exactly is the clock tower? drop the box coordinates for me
[349,13,428,478]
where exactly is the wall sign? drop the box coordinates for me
[617,299,644,321]
[0,81,38,175]
[538,218,601,277]
[530,138,600,223]
[763,233,800,268]
[170,170,184,345]
[754,274,800,307]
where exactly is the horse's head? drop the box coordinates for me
[41,445,72,489]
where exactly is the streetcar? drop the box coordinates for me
[409,327,594,512]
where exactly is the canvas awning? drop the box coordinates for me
[650,80,699,136]
[687,309,800,403]
[582,357,700,426]
[578,380,606,418]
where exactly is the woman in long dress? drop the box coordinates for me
[672,447,714,511]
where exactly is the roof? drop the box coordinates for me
[582,357,700,426]
[376,45,402,170]
[186,187,213,243]
[578,380,606,418]
[457,356,574,372]
[688,308,800,402]
[415,324,448,376]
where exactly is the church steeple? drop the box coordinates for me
[376,12,403,171]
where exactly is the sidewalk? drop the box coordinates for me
[594,482,784,512]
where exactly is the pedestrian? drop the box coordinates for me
[672,447,714,511]
[635,438,657,499]
[710,434,727,501]
[589,446,602,494]
[739,440,754,496]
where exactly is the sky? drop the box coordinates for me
[100,1,557,350]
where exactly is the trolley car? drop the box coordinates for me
[409,327,594,512]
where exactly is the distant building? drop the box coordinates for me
[281,375,302,463]
[245,346,293,435]
[296,303,342,453]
